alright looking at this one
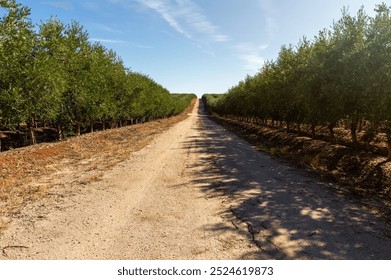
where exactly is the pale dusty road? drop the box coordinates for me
[1,100,390,259]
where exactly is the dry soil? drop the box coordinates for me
[0,100,390,259]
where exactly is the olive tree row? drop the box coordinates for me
[204,3,391,160]
[0,0,193,146]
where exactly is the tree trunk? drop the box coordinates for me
[387,132,391,162]
[102,121,106,130]
[56,124,64,141]
[387,141,391,162]
[328,123,335,144]
[311,124,316,139]
[110,119,117,129]
[351,120,358,147]
[90,122,94,133]
[358,119,363,132]
[27,117,37,145]
[76,123,81,136]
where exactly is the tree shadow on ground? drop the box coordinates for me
[180,101,391,260]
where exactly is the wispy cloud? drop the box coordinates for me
[258,0,278,39]
[90,38,153,49]
[129,42,153,49]
[90,38,126,44]
[241,54,265,72]
[93,23,123,34]
[235,43,269,52]
[42,1,74,11]
[234,43,269,72]
[81,2,99,11]
[137,0,230,43]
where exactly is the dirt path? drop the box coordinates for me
[1,100,390,259]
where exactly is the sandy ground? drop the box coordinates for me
[0,100,390,259]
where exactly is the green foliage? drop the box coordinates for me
[0,0,35,127]
[0,1,194,145]
[202,94,225,114]
[171,93,197,115]
[205,3,391,153]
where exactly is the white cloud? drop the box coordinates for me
[94,23,123,34]
[234,43,269,72]
[241,54,265,72]
[235,43,269,52]
[42,1,74,11]
[142,0,193,39]
[129,42,153,49]
[137,0,229,43]
[90,38,153,49]
[90,38,126,44]
[258,0,278,39]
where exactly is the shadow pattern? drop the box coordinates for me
[181,101,391,260]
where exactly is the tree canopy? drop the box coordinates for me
[203,3,391,159]
[0,0,195,147]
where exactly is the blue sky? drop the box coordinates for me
[13,0,383,96]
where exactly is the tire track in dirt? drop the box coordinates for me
[0,100,258,259]
[1,100,390,259]
[192,107,391,259]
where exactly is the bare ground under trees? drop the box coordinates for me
[0,100,390,259]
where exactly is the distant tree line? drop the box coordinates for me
[203,3,391,160]
[0,0,196,149]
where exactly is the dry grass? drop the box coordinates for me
[0,99,196,233]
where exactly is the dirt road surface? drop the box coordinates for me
[1,100,390,259]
